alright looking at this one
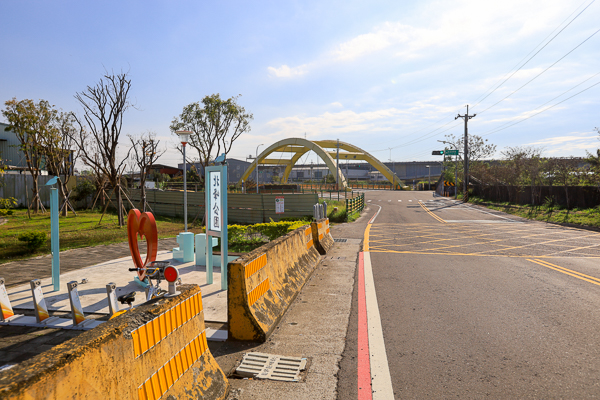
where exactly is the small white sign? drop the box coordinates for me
[275,196,284,214]
[209,171,222,231]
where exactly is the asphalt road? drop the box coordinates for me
[338,190,600,399]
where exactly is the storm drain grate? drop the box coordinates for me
[236,352,307,382]
[334,238,348,243]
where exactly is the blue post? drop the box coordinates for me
[50,188,60,292]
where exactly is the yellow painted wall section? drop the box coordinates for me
[312,218,334,255]
[0,285,229,400]
[228,225,320,341]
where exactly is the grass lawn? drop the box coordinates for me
[0,209,199,264]
[468,196,600,229]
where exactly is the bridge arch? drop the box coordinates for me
[239,138,402,189]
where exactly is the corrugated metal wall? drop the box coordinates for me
[114,189,317,224]
[0,174,77,207]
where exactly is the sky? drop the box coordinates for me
[1,0,599,170]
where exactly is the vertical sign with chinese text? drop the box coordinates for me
[209,171,222,231]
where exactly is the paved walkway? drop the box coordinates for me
[1,238,179,288]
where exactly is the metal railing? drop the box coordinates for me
[345,192,365,216]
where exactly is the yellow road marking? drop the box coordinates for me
[364,223,371,252]
[419,202,446,223]
[527,259,600,286]
[546,242,600,256]
[367,248,600,259]
[469,232,600,255]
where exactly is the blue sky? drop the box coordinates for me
[1,0,599,168]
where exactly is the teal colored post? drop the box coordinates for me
[50,188,60,292]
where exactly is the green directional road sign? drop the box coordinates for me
[446,149,459,155]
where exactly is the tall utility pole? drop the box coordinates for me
[455,105,476,202]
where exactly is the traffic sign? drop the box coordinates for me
[432,150,444,155]
[446,149,459,155]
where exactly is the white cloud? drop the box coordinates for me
[267,0,568,78]
[267,64,308,78]
[329,102,343,108]
[266,108,411,138]
[525,131,599,155]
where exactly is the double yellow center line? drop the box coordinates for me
[419,201,446,224]
[528,259,600,287]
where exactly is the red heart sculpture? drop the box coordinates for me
[127,209,158,280]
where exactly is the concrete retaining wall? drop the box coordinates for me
[312,218,334,255]
[227,225,320,341]
[0,284,229,400]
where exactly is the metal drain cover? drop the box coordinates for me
[334,238,348,243]
[236,352,307,382]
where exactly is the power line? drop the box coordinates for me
[479,78,600,137]
[471,0,596,110]
[476,27,600,116]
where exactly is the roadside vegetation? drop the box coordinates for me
[466,195,600,229]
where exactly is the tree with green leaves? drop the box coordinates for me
[41,111,80,216]
[170,94,253,169]
[443,133,496,193]
[2,98,59,213]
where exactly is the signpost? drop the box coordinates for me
[205,159,229,290]
[433,150,459,198]
[275,196,284,214]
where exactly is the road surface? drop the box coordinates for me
[338,190,600,399]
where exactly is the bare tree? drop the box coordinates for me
[170,94,253,170]
[72,72,133,226]
[128,131,166,211]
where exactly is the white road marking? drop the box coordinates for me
[388,200,391,202]
[408,200,412,202]
[363,251,395,399]
[398,200,402,202]
[378,200,381,202]
[368,200,372,202]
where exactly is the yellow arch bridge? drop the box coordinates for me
[239,138,403,190]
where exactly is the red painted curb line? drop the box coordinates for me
[357,251,372,399]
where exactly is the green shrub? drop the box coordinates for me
[328,206,348,223]
[0,197,17,210]
[18,231,47,251]
[286,221,308,232]
[0,209,14,216]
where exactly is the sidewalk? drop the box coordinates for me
[1,238,179,289]
[1,214,371,399]
[213,213,370,400]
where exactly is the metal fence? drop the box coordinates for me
[112,189,317,224]
[346,192,365,216]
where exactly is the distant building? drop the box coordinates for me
[0,121,28,171]
[147,163,182,178]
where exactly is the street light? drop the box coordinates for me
[426,165,431,192]
[176,130,192,231]
[256,144,264,194]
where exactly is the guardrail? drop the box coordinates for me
[346,192,365,216]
